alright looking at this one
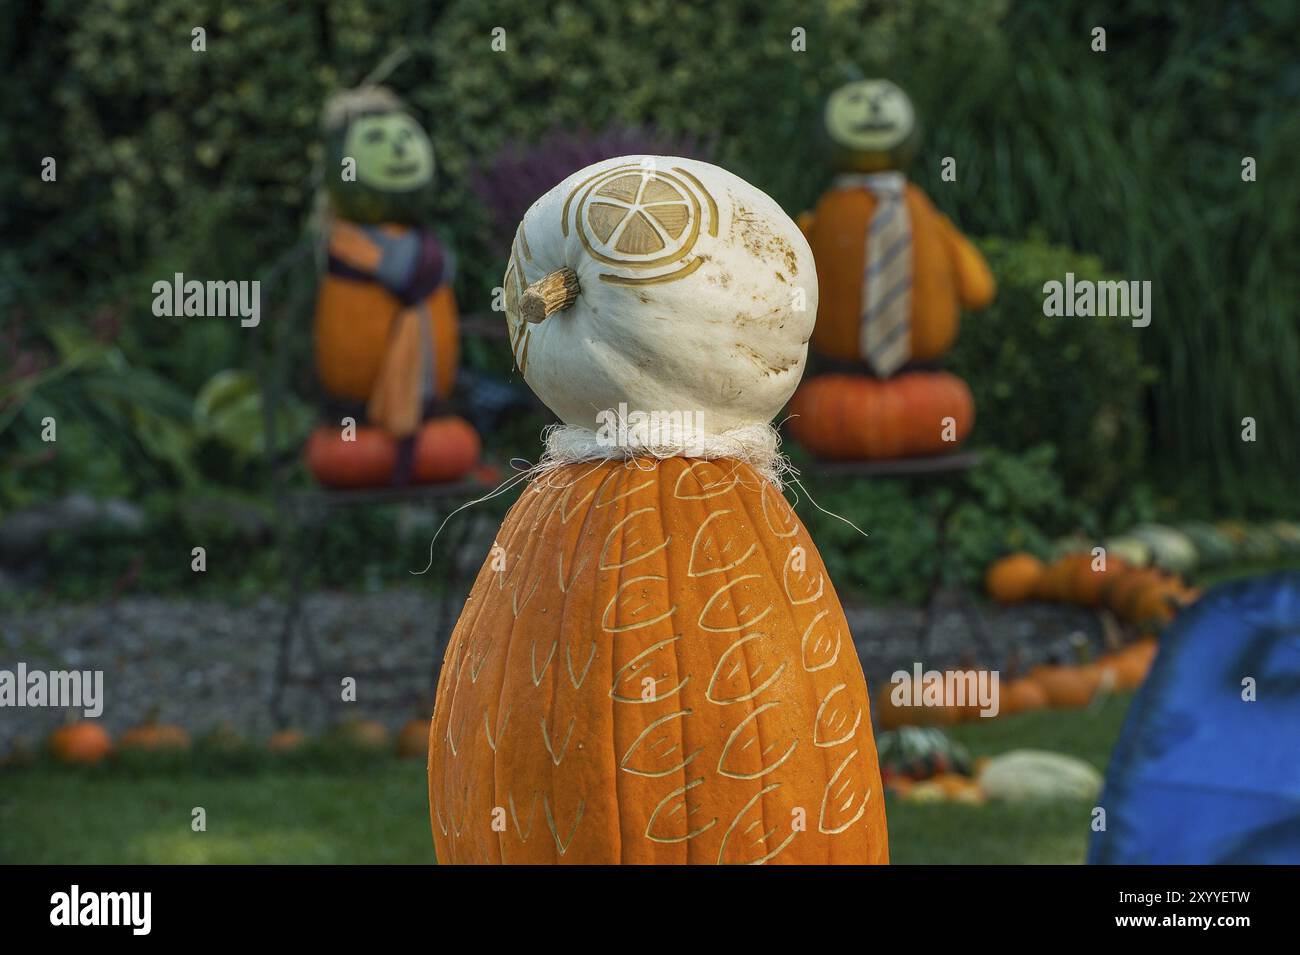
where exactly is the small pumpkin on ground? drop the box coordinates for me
[1070,555,1127,608]
[1104,535,1153,569]
[48,720,113,765]
[1096,640,1156,691]
[985,553,1044,604]
[1129,580,1182,628]
[268,729,309,754]
[1035,554,1085,603]
[332,718,391,753]
[118,717,191,753]
[1105,567,1167,621]
[977,749,1103,802]
[396,717,432,760]
[999,677,1049,716]
[196,722,248,754]
[1027,664,1102,710]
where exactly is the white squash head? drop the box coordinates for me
[502,156,817,438]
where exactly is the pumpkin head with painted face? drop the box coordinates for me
[324,86,435,224]
[824,78,920,173]
[501,155,816,439]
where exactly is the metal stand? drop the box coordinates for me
[269,478,490,727]
[803,451,996,664]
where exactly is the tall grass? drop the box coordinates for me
[902,2,1300,511]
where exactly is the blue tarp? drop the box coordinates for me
[1089,571,1300,864]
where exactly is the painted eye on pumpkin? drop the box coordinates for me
[365,128,386,144]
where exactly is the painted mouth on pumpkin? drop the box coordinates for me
[384,162,420,177]
[854,120,897,132]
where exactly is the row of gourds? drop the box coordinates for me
[883,737,1103,807]
[306,79,989,490]
[1096,520,1300,575]
[874,635,1158,733]
[873,519,1299,734]
[30,716,431,767]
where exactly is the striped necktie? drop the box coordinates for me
[835,172,912,378]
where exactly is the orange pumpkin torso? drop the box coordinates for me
[314,277,459,404]
[429,457,888,864]
[806,183,973,364]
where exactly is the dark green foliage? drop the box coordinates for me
[948,235,1154,508]
[1,0,1294,601]
[795,445,1085,605]
[907,1,1300,508]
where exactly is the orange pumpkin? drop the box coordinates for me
[1071,555,1127,607]
[396,718,432,759]
[1038,554,1093,603]
[1105,568,1166,620]
[48,721,113,765]
[118,718,191,752]
[787,371,974,460]
[998,677,1049,716]
[430,458,889,864]
[985,553,1045,604]
[1027,664,1102,709]
[411,416,481,483]
[306,426,398,488]
[333,718,391,752]
[875,691,914,730]
[954,669,990,722]
[801,184,995,366]
[268,729,309,753]
[307,417,480,488]
[930,772,975,798]
[1096,641,1155,691]
[1130,581,1181,628]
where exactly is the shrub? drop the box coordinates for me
[948,234,1155,508]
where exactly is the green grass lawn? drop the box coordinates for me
[888,691,1132,863]
[0,694,1133,864]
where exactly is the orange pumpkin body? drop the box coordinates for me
[788,371,974,460]
[985,553,1045,604]
[49,721,113,765]
[429,457,889,864]
[802,184,995,365]
[314,276,459,405]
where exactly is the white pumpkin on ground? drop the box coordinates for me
[501,155,817,446]
[977,749,1103,803]
[1104,534,1152,569]
[1130,523,1198,574]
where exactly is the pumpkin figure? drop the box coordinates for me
[308,85,479,488]
[791,79,994,460]
[429,156,888,865]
